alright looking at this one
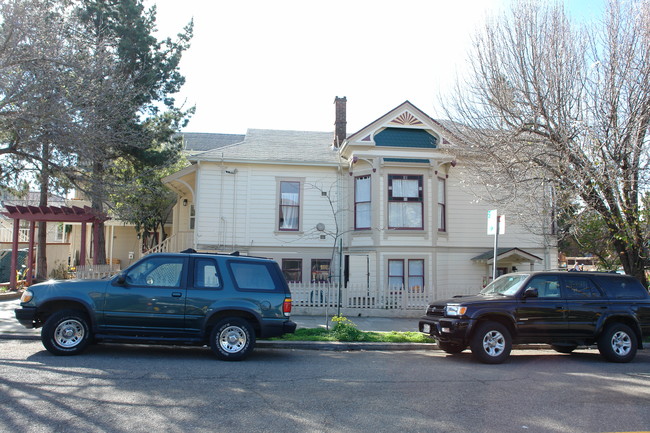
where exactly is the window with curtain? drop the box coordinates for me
[281,259,302,283]
[279,181,300,230]
[388,175,423,229]
[355,175,371,229]
[438,177,446,232]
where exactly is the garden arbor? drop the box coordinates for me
[2,205,109,290]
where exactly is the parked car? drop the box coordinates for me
[419,272,650,364]
[15,250,296,361]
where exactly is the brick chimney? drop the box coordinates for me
[333,96,347,147]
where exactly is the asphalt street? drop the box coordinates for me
[1,339,650,433]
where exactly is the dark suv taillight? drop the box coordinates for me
[283,298,292,316]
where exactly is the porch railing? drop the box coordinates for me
[289,282,431,316]
[144,231,194,255]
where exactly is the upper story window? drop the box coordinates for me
[355,175,371,229]
[438,177,446,232]
[388,175,423,229]
[279,181,300,231]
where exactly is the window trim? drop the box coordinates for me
[311,259,331,283]
[189,204,196,230]
[354,175,371,230]
[388,258,425,291]
[408,259,425,292]
[281,258,303,283]
[437,177,446,232]
[387,174,424,230]
[277,178,304,232]
[388,259,405,289]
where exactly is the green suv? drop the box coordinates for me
[15,250,296,361]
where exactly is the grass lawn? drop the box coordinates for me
[270,327,434,343]
[268,316,434,343]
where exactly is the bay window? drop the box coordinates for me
[355,175,371,229]
[388,175,423,229]
[438,177,446,232]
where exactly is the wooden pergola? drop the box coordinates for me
[2,205,109,290]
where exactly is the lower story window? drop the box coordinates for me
[388,259,424,292]
[282,259,302,283]
[311,259,331,282]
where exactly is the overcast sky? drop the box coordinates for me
[148,0,601,135]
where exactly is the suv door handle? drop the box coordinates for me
[171,292,183,298]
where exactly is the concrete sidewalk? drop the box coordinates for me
[0,298,423,348]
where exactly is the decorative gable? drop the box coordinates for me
[389,111,424,126]
[374,128,438,148]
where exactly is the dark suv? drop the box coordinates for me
[15,250,296,361]
[419,272,650,364]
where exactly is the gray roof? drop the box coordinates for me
[471,248,542,262]
[181,132,245,153]
[193,129,339,164]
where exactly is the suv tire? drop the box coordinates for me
[470,321,512,364]
[41,310,91,356]
[210,318,255,361]
[437,341,466,354]
[597,323,637,363]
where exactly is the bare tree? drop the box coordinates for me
[444,0,650,285]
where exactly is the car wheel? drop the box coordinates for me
[210,318,255,361]
[551,344,578,354]
[41,310,91,356]
[437,341,466,354]
[470,321,512,364]
[597,323,637,363]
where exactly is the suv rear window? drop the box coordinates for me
[229,261,277,291]
[597,275,649,299]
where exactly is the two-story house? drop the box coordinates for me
[162,99,557,313]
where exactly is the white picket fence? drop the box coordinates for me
[289,282,431,317]
[75,264,121,280]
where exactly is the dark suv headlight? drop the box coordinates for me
[445,304,467,316]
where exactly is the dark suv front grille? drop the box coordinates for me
[427,305,445,317]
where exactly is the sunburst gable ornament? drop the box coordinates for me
[389,112,423,126]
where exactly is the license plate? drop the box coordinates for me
[422,324,431,334]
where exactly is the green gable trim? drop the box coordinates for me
[383,158,430,164]
[374,128,438,148]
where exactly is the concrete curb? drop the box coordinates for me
[0,332,554,352]
[0,291,23,301]
[257,340,436,351]
[0,333,40,341]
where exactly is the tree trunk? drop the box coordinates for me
[37,144,50,279]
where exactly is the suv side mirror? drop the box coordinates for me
[115,273,126,285]
[523,287,538,298]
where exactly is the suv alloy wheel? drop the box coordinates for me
[470,321,512,364]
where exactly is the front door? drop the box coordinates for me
[101,255,187,333]
[516,275,568,339]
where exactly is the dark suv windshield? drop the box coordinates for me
[479,274,529,296]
